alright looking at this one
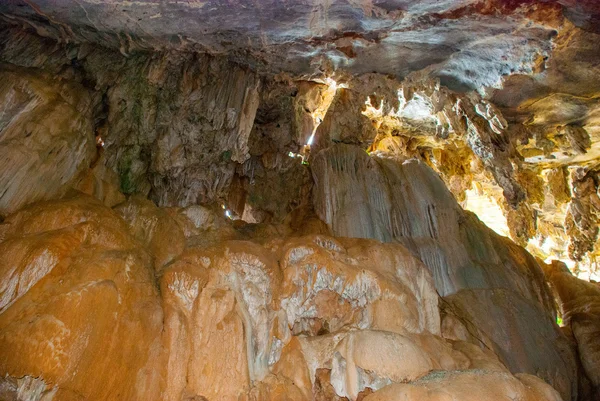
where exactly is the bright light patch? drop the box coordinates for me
[362,89,436,123]
[323,77,348,91]
[581,263,600,282]
[304,77,344,147]
[528,236,600,282]
[363,97,385,118]
[222,204,234,220]
[463,187,510,237]
[398,94,435,121]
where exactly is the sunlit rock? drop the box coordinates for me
[311,144,575,399]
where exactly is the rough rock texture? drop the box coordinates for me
[363,370,563,401]
[0,66,96,215]
[0,28,263,209]
[114,195,186,269]
[104,52,260,206]
[543,260,600,398]
[0,0,575,85]
[1,6,600,274]
[0,195,163,401]
[1,1,600,400]
[0,30,318,221]
[311,144,576,399]
[0,193,583,401]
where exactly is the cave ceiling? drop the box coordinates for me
[0,1,597,86]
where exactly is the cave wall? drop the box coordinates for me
[0,66,96,215]
[0,193,575,401]
[0,13,599,401]
[0,26,330,224]
[311,144,577,398]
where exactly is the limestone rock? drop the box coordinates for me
[362,370,563,401]
[330,330,464,399]
[0,68,96,216]
[0,191,584,401]
[114,195,186,269]
[543,260,600,395]
[565,167,600,261]
[0,195,163,401]
[0,0,573,88]
[311,144,575,399]
[279,235,440,337]
[312,145,552,305]
[101,52,261,206]
[442,288,577,400]
[160,242,281,400]
[72,153,127,208]
[3,2,600,400]
[0,375,57,401]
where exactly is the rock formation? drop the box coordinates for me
[0,1,600,400]
[0,193,574,401]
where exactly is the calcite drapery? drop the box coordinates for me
[1,1,600,399]
[0,192,573,401]
[311,144,577,399]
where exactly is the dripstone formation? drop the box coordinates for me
[0,1,599,400]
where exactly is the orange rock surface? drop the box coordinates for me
[0,193,589,400]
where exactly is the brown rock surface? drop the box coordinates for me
[2,1,600,400]
[543,260,600,397]
[0,195,163,400]
[114,195,186,269]
[362,370,563,401]
[0,194,578,401]
[311,144,576,399]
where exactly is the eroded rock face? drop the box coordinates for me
[1,10,599,276]
[363,370,563,401]
[0,195,163,400]
[311,144,576,399]
[1,1,600,400]
[0,67,96,215]
[0,0,572,85]
[542,260,600,397]
[0,194,583,401]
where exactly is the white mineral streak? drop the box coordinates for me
[227,252,272,381]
